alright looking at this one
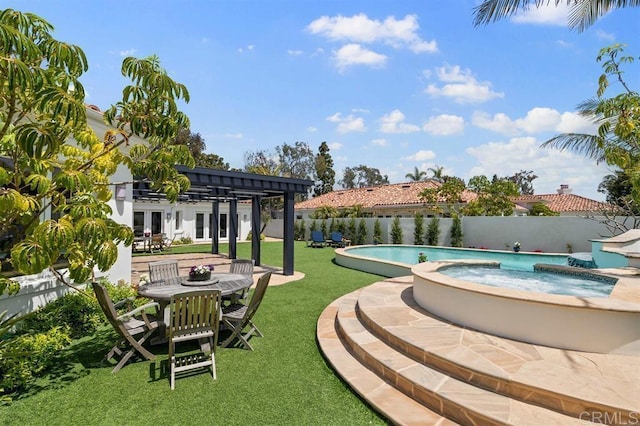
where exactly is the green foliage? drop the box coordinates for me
[329,217,337,232]
[312,205,338,220]
[320,219,327,237]
[1,326,71,394]
[450,214,463,247]
[294,219,306,240]
[420,177,466,215]
[20,292,100,339]
[340,164,389,189]
[0,9,194,291]
[390,217,403,244]
[336,219,346,235]
[373,218,382,243]
[309,219,318,233]
[426,217,440,246]
[528,203,559,216]
[413,213,424,245]
[463,175,520,216]
[314,141,335,197]
[405,166,426,182]
[347,217,357,241]
[356,219,367,245]
[418,252,428,263]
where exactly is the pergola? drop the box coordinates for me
[133,166,313,276]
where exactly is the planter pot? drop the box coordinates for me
[189,271,211,281]
[513,247,520,253]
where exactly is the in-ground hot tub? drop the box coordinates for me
[412,260,640,355]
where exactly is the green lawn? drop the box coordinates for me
[0,241,387,425]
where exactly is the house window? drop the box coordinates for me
[151,211,162,234]
[196,213,204,239]
[174,211,182,231]
[133,212,145,237]
[219,213,227,238]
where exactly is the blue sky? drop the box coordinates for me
[7,1,640,200]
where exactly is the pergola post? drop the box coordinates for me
[229,198,238,259]
[283,191,295,276]
[251,195,262,267]
[211,200,219,254]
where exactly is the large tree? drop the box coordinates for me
[340,165,389,189]
[405,166,426,182]
[314,141,335,197]
[0,9,193,293]
[173,128,229,170]
[464,175,520,216]
[276,141,314,181]
[506,170,537,195]
[473,0,640,32]
[427,165,445,183]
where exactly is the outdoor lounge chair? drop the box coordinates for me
[329,231,346,248]
[308,230,327,248]
[149,259,180,283]
[168,289,221,389]
[92,282,161,373]
[220,271,271,351]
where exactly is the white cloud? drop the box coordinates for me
[307,13,437,54]
[425,64,503,104]
[466,136,609,197]
[224,133,243,139]
[472,108,597,136]
[328,142,343,150]
[404,150,436,162]
[511,3,570,26]
[423,114,464,135]
[326,112,367,133]
[307,126,318,133]
[556,40,573,48]
[288,49,303,56]
[379,109,420,134]
[119,48,137,57]
[596,29,615,41]
[371,138,388,147]
[333,44,387,71]
[237,45,255,53]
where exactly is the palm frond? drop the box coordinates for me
[541,133,608,162]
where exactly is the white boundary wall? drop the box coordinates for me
[265,216,621,253]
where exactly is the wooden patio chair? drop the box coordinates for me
[150,233,165,253]
[92,282,161,373]
[168,290,221,389]
[149,259,180,283]
[225,258,254,303]
[220,271,272,351]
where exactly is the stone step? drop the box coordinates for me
[317,292,456,426]
[356,280,639,423]
[335,288,582,425]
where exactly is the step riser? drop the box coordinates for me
[356,296,634,424]
[336,310,509,426]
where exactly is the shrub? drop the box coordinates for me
[347,217,357,241]
[391,217,403,244]
[356,219,367,245]
[373,218,382,244]
[426,217,440,245]
[295,219,306,240]
[309,219,318,233]
[336,219,346,235]
[179,236,193,245]
[329,217,337,233]
[413,213,424,245]
[450,214,463,247]
[320,219,327,238]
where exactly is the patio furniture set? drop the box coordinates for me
[92,258,271,389]
[307,231,350,248]
[132,233,175,253]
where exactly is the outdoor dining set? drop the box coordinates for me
[92,258,271,389]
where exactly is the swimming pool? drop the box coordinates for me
[344,245,567,271]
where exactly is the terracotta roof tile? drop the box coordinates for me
[511,193,611,212]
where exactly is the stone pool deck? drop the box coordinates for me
[317,275,640,425]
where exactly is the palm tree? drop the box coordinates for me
[473,0,640,32]
[427,165,445,183]
[405,166,427,182]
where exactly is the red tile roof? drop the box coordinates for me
[295,180,477,210]
[511,193,611,212]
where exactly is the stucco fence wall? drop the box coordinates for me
[264,216,621,253]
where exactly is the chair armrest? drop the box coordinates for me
[114,296,136,311]
[116,301,160,321]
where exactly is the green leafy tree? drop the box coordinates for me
[312,205,338,219]
[427,165,445,182]
[450,214,463,247]
[340,165,389,189]
[0,10,193,292]
[528,202,559,216]
[173,128,229,169]
[463,175,520,216]
[277,141,314,181]
[506,170,537,195]
[390,217,403,244]
[473,0,639,32]
[405,166,426,182]
[347,217,357,241]
[598,170,639,214]
[314,141,335,197]
[320,219,327,238]
[356,218,367,245]
[419,176,466,216]
[413,213,424,245]
[426,217,440,246]
[373,218,382,244]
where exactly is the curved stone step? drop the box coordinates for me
[335,287,581,425]
[317,291,456,426]
[356,280,640,423]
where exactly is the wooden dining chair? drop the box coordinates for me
[168,289,221,389]
[92,282,161,373]
[149,259,180,283]
[220,271,271,351]
[225,258,254,303]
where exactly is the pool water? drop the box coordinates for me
[347,245,568,271]
[440,266,615,297]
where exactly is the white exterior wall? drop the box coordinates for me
[268,215,621,253]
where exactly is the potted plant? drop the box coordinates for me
[513,242,521,253]
[418,252,428,263]
[189,264,214,281]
